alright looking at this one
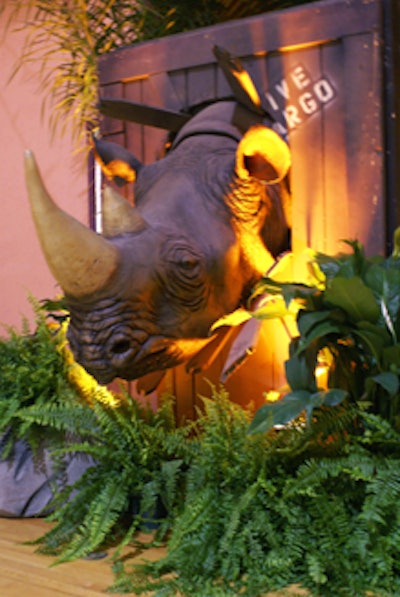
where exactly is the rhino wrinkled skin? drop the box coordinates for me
[25,99,291,386]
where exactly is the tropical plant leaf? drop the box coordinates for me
[248,391,310,434]
[304,389,347,425]
[324,276,380,323]
[285,342,318,392]
[371,372,399,397]
[382,345,400,372]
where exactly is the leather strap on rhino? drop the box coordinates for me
[98,45,277,139]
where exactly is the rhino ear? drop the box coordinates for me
[92,135,142,186]
[235,125,291,184]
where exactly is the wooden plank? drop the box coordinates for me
[273,46,326,254]
[223,319,292,408]
[99,83,124,136]
[167,365,197,423]
[98,0,380,84]
[124,79,145,161]
[150,72,186,112]
[0,518,130,596]
[186,64,217,107]
[342,31,385,255]
[383,0,400,246]
[320,40,350,254]
[141,78,173,163]
[167,70,189,110]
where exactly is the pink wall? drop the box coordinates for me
[0,8,89,331]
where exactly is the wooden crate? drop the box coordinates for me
[98,0,399,417]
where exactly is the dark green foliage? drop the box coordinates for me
[108,389,400,596]
[249,238,400,433]
[3,238,400,595]
[0,298,83,459]
[33,392,191,563]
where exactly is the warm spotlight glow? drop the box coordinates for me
[265,389,281,403]
[315,349,332,390]
[53,320,120,408]
[315,364,329,390]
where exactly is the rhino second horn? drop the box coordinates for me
[24,150,119,298]
[102,186,147,238]
[236,125,291,184]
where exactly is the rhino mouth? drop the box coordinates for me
[122,337,183,380]
[79,335,214,385]
[79,336,184,385]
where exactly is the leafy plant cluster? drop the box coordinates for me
[250,238,400,434]
[107,388,400,597]
[0,297,190,562]
[3,235,400,596]
[34,391,190,565]
[0,297,89,460]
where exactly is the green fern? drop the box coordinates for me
[0,299,85,458]
[108,390,400,596]
[32,390,189,561]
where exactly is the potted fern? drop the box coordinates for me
[32,391,190,562]
[0,298,94,517]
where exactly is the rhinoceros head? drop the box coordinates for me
[25,100,290,385]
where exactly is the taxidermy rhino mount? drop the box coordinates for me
[25,46,291,390]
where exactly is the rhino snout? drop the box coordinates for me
[106,332,139,368]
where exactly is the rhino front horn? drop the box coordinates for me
[24,150,119,298]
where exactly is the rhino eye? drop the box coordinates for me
[177,253,200,272]
[180,257,197,270]
[160,240,207,309]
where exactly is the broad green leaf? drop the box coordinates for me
[248,390,311,434]
[324,277,380,323]
[251,278,287,299]
[281,284,321,310]
[211,308,252,331]
[316,241,367,280]
[250,295,292,320]
[365,265,400,329]
[353,323,391,361]
[297,311,332,336]
[315,253,344,280]
[251,278,320,311]
[285,350,317,392]
[304,389,347,425]
[371,372,399,397]
[321,388,348,407]
[249,386,348,435]
[296,313,346,352]
[382,345,400,371]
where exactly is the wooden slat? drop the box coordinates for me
[98,0,380,84]
[99,83,124,136]
[319,40,350,254]
[186,64,217,107]
[342,30,385,255]
[141,78,172,163]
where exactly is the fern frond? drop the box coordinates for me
[53,471,130,563]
